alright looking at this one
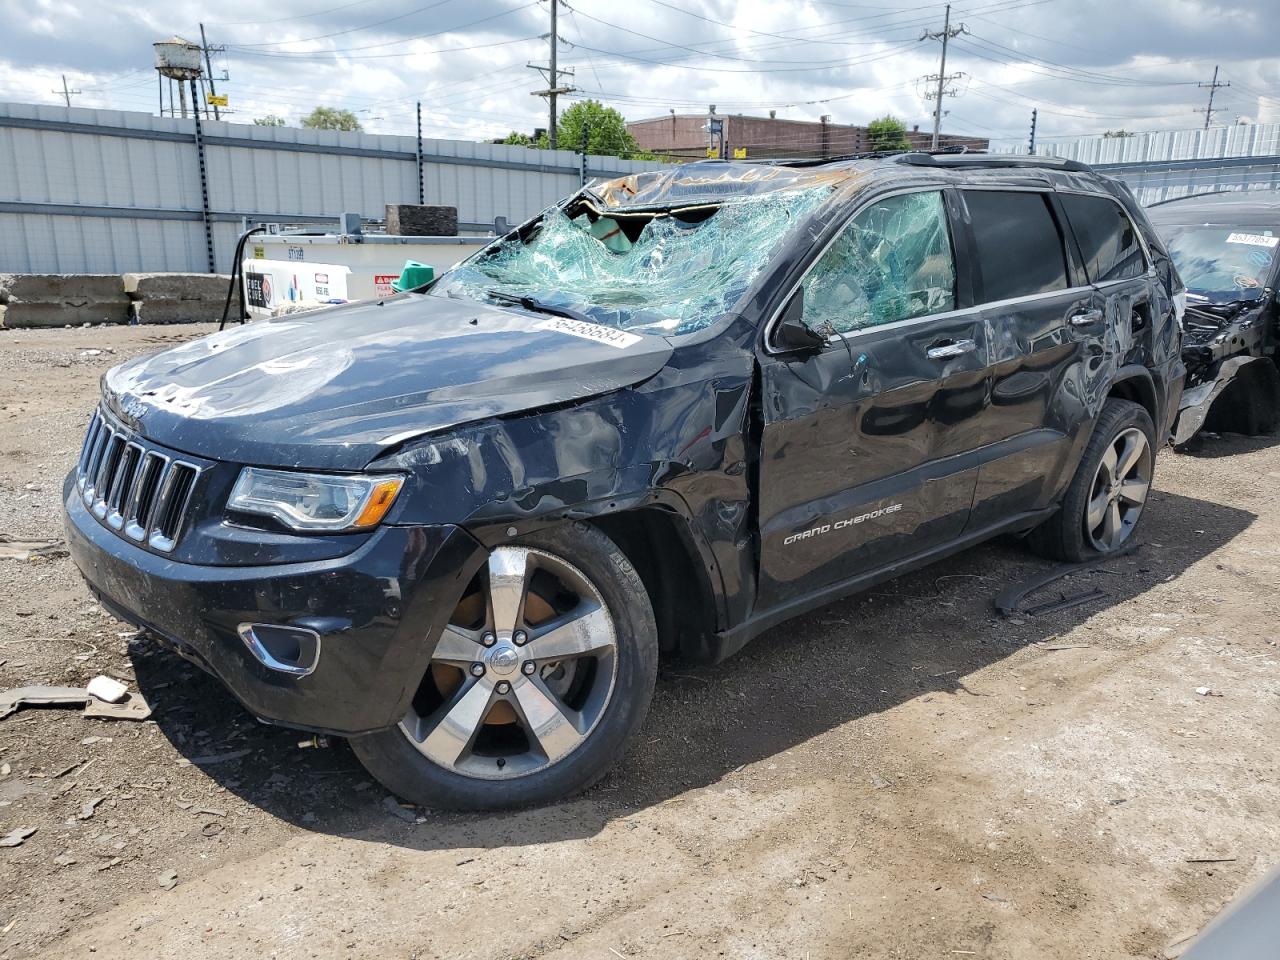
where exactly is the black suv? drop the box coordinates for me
[1146,190,1280,442]
[65,154,1184,810]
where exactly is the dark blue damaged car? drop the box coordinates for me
[65,153,1184,809]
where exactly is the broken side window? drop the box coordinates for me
[800,190,956,335]
[433,187,831,336]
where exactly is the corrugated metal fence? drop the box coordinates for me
[0,101,668,275]
[998,123,1280,205]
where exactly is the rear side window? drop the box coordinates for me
[801,190,956,334]
[1059,193,1146,283]
[964,191,1070,303]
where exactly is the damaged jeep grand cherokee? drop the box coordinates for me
[65,154,1184,810]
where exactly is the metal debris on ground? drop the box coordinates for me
[84,690,152,721]
[0,685,89,720]
[994,543,1141,617]
[1023,587,1109,617]
[0,827,37,848]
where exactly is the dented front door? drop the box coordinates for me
[753,188,984,610]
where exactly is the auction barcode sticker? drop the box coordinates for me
[1225,232,1279,248]
[536,317,643,349]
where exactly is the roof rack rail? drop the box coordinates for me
[894,152,1094,173]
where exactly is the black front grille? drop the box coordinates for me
[76,409,202,552]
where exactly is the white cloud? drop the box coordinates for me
[0,0,1275,144]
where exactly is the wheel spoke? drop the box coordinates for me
[431,625,483,665]
[527,603,614,662]
[417,678,494,768]
[512,678,586,763]
[1118,478,1149,508]
[1103,500,1122,546]
[1086,489,1110,532]
[1115,432,1145,479]
[487,547,530,634]
[1099,442,1119,486]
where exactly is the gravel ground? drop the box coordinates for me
[1,323,1278,960]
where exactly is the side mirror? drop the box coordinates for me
[773,288,826,353]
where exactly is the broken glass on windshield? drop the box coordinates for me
[433,187,831,335]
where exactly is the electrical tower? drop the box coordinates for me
[52,74,81,107]
[1196,65,1229,130]
[528,0,575,149]
[919,4,967,148]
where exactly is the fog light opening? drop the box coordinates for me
[238,623,321,677]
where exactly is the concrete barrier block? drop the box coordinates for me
[122,272,237,324]
[0,274,131,328]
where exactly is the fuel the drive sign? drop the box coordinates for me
[244,272,272,308]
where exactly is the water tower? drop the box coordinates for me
[153,36,202,119]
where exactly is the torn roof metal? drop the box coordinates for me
[588,157,1133,212]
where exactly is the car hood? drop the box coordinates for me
[102,294,674,470]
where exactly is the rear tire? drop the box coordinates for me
[1027,398,1156,563]
[350,522,658,811]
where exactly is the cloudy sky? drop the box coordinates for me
[0,0,1276,148]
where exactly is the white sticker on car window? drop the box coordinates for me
[1225,232,1279,248]
[535,318,643,349]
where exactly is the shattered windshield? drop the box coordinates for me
[433,187,831,335]
[1160,224,1279,303]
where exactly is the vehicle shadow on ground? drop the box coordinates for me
[129,486,1254,851]
[1178,430,1280,459]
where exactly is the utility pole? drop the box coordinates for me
[528,0,575,149]
[920,4,966,148]
[198,23,225,120]
[53,74,81,108]
[1028,108,1037,155]
[1197,65,1229,130]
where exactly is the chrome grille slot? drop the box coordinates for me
[74,409,202,553]
[148,462,199,552]
[92,433,126,519]
[123,452,167,541]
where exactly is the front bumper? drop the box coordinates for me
[64,474,486,735]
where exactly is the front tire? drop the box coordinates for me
[350,522,658,811]
[1028,398,1156,563]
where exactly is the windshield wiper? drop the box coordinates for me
[486,290,597,326]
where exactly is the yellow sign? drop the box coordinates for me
[206,93,228,107]
[733,147,748,159]
[706,146,720,158]
[252,245,264,259]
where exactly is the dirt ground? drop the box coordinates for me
[1,322,1278,960]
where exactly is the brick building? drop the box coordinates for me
[627,112,987,161]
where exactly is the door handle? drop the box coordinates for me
[926,339,976,360]
[1069,309,1104,326]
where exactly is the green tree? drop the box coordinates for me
[1102,129,1135,139]
[501,131,535,146]
[300,106,362,132]
[867,115,911,151]
[253,114,286,126]
[541,100,643,158]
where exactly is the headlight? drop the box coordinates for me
[228,468,404,532]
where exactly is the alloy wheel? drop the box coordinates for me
[1084,426,1152,552]
[399,546,618,779]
